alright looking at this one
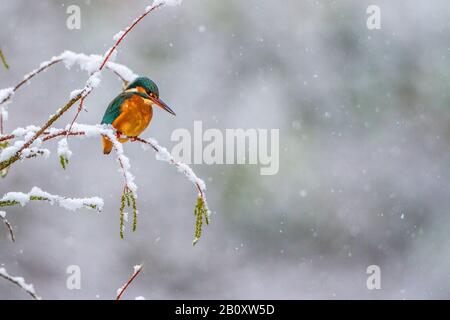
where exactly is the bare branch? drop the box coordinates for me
[99,3,164,71]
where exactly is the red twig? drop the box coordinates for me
[0,134,14,142]
[67,97,86,137]
[116,265,143,300]
[99,3,164,71]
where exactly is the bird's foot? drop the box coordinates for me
[115,131,123,139]
[129,136,139,142]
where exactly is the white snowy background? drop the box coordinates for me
[1,0,450,299]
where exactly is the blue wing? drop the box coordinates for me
[101,92,150,125]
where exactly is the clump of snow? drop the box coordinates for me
[113,30,125,41]
[135,296,146,300]
[60,50,101,73]
[0,140,24,162]
[0,88,14,120]
[86,71,102,89]
[133,265,142,273]
[22,147,50,159]
[0,87,14,104]
[177,162,206,191]
[146,137,207,193]
[11,125,40,137]
[57,138,72,160]
[0,126,51,162]
[106,63,138,83]
[151,0,183,8]
[70,89,83,99]
[2,191,29,206]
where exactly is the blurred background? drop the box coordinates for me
[1,0,450,299]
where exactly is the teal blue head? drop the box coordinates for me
[126,76,175,115]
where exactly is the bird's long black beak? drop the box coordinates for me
[149,95,176,116]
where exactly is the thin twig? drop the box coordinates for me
[0,212,15,242]
[116,265,143,300]
[0,134,14,142]
[99,3,164,71]
[0,59,62,106]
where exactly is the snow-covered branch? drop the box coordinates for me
[0,267,41,300]
[0,186,104,212]
[0,121,210,243]
[136,137,210,245]
[0,51,137,108]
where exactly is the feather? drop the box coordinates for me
[101,92,151,125]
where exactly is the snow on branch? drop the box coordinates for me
[136,136,210,245]
[116,264,143,300]
[0,51,137,108]
[0,186,104,212]
[100,0,181,71]
[0,267,41,300]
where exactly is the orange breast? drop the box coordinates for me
[112,94,153,137]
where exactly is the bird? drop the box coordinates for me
[100,77,175,154]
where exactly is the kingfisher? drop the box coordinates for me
[101,77,175,154]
